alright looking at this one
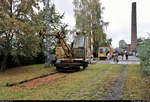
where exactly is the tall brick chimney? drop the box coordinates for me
[131,2,137,52]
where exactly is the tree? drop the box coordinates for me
[105,38,112,47]
[32,3,69,57]
[137,37,145,44]
[30,2,70,68]
[0,0,42,71]
[119,40,127,49]
[73,0,111,56]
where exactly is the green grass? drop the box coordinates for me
[123,64,150,100]
[20,64,113,100]
[0,64,150,100]
[0,64,56,100]
[0,64,56,83]
[67,64,121,100]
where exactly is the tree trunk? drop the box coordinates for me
[0,55,8,72]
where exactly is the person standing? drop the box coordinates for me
[106,51,110,60]
[50,54,56,66]
[121,50,125,60]
[114,51,119,63]
[125,50,128,60]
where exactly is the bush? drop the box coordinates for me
[137,39,150,76]
[0,52,45,69]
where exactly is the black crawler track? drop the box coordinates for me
[6,72,58,87]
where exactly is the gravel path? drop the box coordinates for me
[98,56,140,64]
[101,64,128,100]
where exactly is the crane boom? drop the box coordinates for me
[44,30,73,58]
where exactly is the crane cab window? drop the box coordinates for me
[79,36,84,47]
[73,36,84,48]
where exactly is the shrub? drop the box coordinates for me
[137,39,150,76]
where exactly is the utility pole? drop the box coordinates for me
[45,0,51,68]
[90,12,94,60]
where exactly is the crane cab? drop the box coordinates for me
[55,33,90,71]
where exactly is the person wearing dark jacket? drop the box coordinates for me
[125,50,128,60]
[114,51,119,63]
[121,50,126,60]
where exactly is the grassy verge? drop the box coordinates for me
[123,64,150,100]
[19,64,113,100]
[0,64,56,83]
[0,64,56,100]
[0,64,114,100]
[0,64,150,100]
[67,64,122,100]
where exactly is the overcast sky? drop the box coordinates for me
[52,0,150,48]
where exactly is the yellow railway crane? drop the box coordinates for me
[45,31,91,71]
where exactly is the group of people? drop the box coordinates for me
[121,50,129,61]
[106,50,129,63]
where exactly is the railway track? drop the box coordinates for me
[6,68,82,87]
[6,72,59,87]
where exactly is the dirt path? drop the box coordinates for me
[12,73,67,89]
[100,64,128,100]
